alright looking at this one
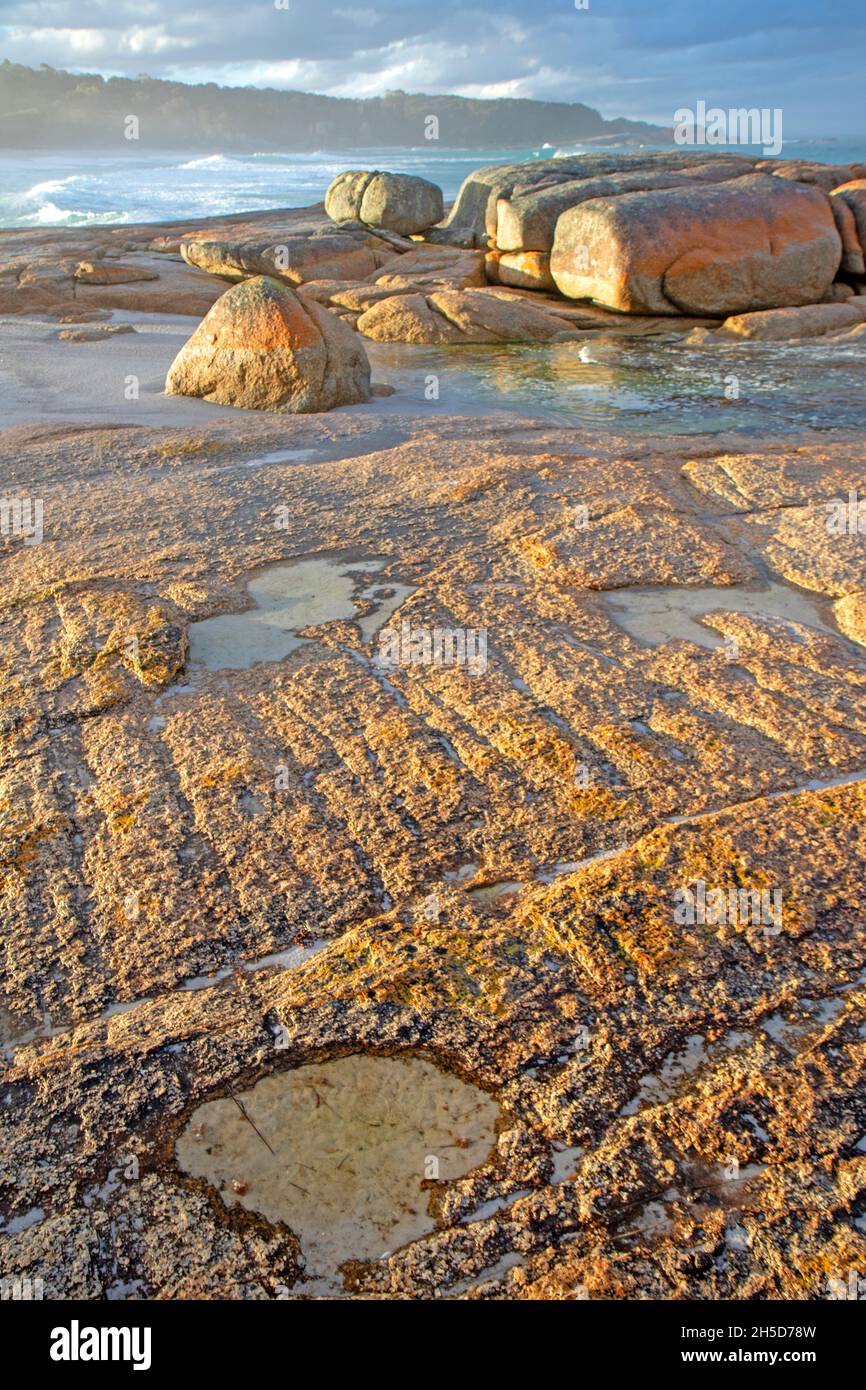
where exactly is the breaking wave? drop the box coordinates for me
[23,174,81,199]
[22,201,128,227]
[177,153,241,169]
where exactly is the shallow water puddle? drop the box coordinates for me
[466,879,526,904]
[356,580,416,641]
[188,556,410,671]
[243,447,319,467]
[176,1054,499,1289]
[604,581,837,650]
[366,336,866,434]
[550,1143,585,1184]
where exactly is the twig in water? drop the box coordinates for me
[227,1084,275,1155]
[226,1084,310,1196]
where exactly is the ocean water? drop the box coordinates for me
[1,138,864,229]
[0,147,532,228]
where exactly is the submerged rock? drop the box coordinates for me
[165,275,371,412]
[56,324,136,342]
[325,170,444,235]
[177,1054,498,1286]
[550,173,841,314]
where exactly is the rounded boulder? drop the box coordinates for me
[165,275,371,413]
[325,171,444,236]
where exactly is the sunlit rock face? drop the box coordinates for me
[550,175,842,315]
[355,287,581,344]
[5,398,866,1301]
[166,275,371,412]
[3,177,866,1302]
[427,152,760,249]
[180,228,403,285]
[426,152,864,318]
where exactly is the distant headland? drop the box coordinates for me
[0,59,670,151]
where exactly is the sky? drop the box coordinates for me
[1,0,864,135]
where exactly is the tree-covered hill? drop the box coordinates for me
[0,60,669,151]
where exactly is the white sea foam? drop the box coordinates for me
[179,153,237,169]
[22,174,80,199]
[26,202,128,226]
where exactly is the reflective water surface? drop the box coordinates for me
[367,334,866,435]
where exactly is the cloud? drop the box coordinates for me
[1,0,864,133]
[9,26,109,55]
[123,26,196,55]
